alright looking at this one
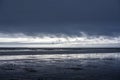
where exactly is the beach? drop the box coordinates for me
[0,52,120,80]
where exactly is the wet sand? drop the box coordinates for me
[0,53,120,80]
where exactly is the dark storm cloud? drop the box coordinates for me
[0,0,120,22]
[0,0,120,35]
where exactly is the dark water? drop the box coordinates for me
[0,48,120,80]
[0,48,120,55]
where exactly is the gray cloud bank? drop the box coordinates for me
[0,0,120,43]
[0,33,120,47]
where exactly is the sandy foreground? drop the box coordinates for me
[0,53,120,80]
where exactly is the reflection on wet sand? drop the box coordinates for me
[0,53,120,80]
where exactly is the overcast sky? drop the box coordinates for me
[0,0,120,36]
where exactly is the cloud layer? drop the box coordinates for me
[0,32,120,47]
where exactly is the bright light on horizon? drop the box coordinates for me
[0,32,120,48]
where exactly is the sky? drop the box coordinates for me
[0,0,120,47]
